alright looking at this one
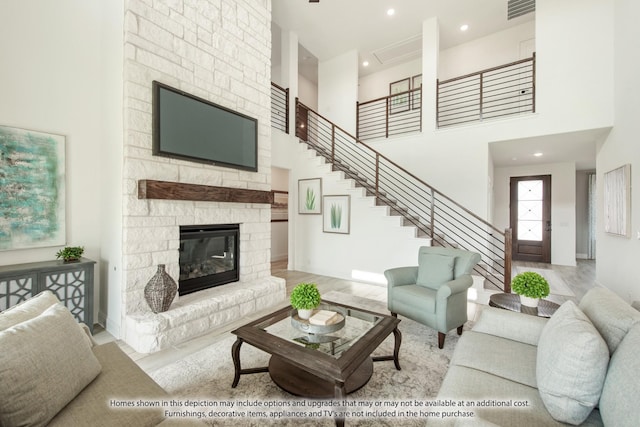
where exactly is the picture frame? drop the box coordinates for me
[389,78,410,114]
[0,125,66,250]
[298,178,322,214]
[323,195,350,234]
[412,74,422,110]
[603,164,631,237]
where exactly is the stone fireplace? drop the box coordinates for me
[120,0,283,354]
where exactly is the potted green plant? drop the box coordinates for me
[55,246,84,263]
[511,271,550,308]
[290,282,321,319]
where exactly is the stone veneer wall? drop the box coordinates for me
[121,0,281,350]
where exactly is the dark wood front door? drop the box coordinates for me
[510,175,551,263]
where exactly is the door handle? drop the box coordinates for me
[545,221,551,231]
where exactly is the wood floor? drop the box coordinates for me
[94,258,596,372]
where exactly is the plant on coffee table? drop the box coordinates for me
[511,271,550,308]
[290,282,321,320]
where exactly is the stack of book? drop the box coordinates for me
[308,310,342,326]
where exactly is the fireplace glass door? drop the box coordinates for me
[179,224,239,295]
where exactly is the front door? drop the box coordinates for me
[510,175,551,263]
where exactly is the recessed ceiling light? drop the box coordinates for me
[460,24,469,31]
[387,8,395,16]
[534,152,543,157]
[362,61,369,67]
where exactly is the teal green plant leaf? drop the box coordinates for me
[330,204,342,229]
[305,187,316,210]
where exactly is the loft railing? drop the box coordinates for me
[271,82,289,134]
[297,99,512,292]
[437,54,535,128]
[357,87,422,141]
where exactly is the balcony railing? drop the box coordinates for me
[437,54,535,128]
[271,82,289,134]
[357,87,422,141]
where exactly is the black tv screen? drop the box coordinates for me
[152,81,258,172]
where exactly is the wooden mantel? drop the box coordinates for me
[138,180,274,204]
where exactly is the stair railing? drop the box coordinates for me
[296,99,512,292]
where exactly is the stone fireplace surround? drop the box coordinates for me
[123,181,286,354]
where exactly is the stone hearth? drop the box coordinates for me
[125,276,285,353]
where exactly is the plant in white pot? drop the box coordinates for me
[511,271,550,308]
[290,282,321,320]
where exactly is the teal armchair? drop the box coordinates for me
[385,246,481,349]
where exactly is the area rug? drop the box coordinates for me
[148,291,465,426]
[514,267,575,297]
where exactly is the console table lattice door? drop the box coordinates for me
[0,258,95,331]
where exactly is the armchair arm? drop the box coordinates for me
[436,275,473,299]
[384,266,418,288]
[472,305,548,346]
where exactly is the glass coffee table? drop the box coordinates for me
[231,301,401,402]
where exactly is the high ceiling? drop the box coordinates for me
[271,1,601,170]
[272,0,534,79]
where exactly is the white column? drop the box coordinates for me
[422,17,439,132]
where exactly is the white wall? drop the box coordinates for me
[299,74,318,111]
[595,0,640,301]
[438,21,535,81]
[318,49,359,134]
[358,58,422,102]
[0,0,113,323]
[493,162,577,266]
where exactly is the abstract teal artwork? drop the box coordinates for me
[0,125,65,250]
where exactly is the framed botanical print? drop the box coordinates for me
[323,195,350,234]
[298,178,322,214]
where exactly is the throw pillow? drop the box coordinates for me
[416,253,455,290]
[536,301,609,425]
[0,290,60,331]
[0,303,102,427]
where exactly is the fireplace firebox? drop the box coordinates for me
[178,224,239,295]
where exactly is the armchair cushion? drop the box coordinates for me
[416,253,455,290]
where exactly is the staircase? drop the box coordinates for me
[295,100,512,292]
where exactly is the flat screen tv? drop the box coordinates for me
[152,81,258,172]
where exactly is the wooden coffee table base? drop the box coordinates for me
[269,355,373,399]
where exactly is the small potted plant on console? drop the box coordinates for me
[55,246,85,263]
[511,271,550,308]
[290,282,321,320]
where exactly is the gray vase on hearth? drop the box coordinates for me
[144,264,177,313]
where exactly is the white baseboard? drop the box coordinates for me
[576,253,588,259]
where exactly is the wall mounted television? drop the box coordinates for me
[152,81,258,172]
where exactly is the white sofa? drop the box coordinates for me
[431,287,640,426]
[0,291,202,426]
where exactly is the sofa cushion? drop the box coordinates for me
[599,322,640,427]
[48,342,168,427]
[0,303,102,427]
[434,365,562,427]
[0,290,60,331]
[579,287,640,354]
[536,301,609,425]
[391,284,436,313]
[417,253,455,290]
[450,330,538,388]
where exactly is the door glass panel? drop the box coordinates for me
[517,180,543,241]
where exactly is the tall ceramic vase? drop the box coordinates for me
[144,264,177,313]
